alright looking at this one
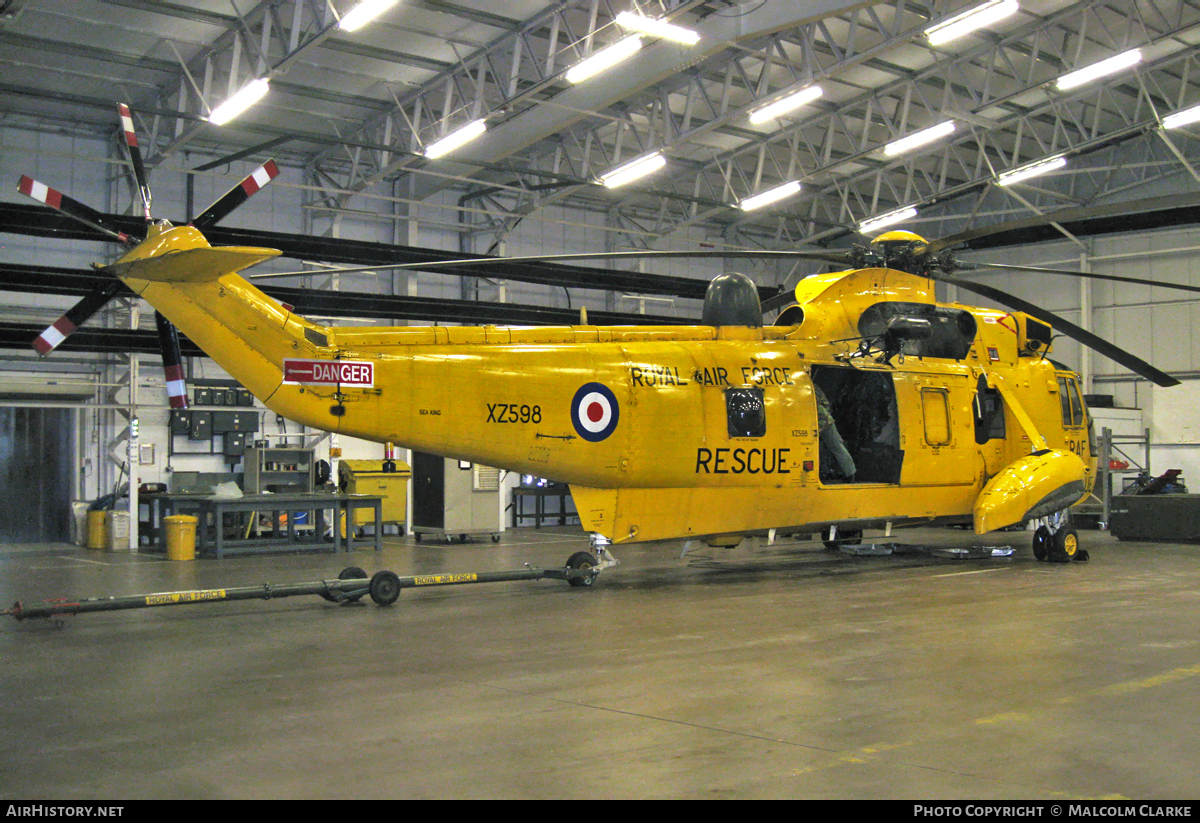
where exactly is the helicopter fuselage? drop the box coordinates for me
[117,225,1096,544]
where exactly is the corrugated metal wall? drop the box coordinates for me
[0,408,73,543]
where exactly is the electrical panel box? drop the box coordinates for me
[210,411,259,433]
[169,409,191,435]
[188,411,212,441]
[193,388,213,406]
[223,431,249,456]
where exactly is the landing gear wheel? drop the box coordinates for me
[321,566,370,602]
[368,570,402,605]
[1032,527,1051,562]
[821,527,863,550]
[1047,529,1080,564]
[565,551,599,588]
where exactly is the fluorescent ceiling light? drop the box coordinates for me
[599,152,666,188]
[860,206,918,234]
[565,36,643,84]
[339,0,399,32]
[883,121,956,156]
[748,85,823,125]
[1055,48,1142,91]
[925,0,1019,46]
[739,180,802,211]
[997,155,1067,186]
[208,78,270,125]
[1163,102,1200,130]
[615,11,700,45]
[423,119,488,159]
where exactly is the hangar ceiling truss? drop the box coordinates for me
[1,0,1200,250]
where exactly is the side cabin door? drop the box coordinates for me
[894,370,980,487]
[810,365,903,486]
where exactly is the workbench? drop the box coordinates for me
[144,493,382,558]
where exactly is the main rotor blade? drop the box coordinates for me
[117,104,152,222]
[930,270,1180,387]
[155,312,188,409]
[191,160,280,230]
[32,281,124,355]
[249,249,854,280]
[760,290,798,313]
[928,191,1200,253]
[17,176,139,247]
[967,262,1200,294]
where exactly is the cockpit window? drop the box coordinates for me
[1057,376,1084,427]
[858,302,977,360]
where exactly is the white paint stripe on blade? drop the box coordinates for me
[39,325,67,349]
[250,164,273,188]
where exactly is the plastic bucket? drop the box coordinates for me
[164,515,198,561]
[86,510,109,550]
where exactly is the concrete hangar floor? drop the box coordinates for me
[0,525,1196,800]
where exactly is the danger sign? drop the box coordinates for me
[283,359,374,387]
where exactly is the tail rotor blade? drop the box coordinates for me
[18,176,139,247]
[930,270,1180,387]
[117,103,152,221]
[191,160,280,230]
[32,281,124,355]
[154,312,188,409]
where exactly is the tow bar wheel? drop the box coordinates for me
[321,567,370,603]
[369,570,402,605]
[565,551,599,588]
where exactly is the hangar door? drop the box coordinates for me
[0,408,74,542]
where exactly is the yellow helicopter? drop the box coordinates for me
[20,106,1193,581]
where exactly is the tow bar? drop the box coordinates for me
[3,555,600,622]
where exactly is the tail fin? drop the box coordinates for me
[116,239,330,406]
[109,246,279,283]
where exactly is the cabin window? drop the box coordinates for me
[725,388,766,438]
[922,388,952,446]
[1057,376,1084,427]
[811,366,903,484]
[973,377,1006,444]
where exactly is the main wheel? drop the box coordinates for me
[565,551,599,588]
[821,526,863,550]
[369,570,402,605]
[1032,527,1051,562]
[1047,529,1080,564]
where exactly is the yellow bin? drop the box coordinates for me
[164,515,198,561]
[86,510,108,550]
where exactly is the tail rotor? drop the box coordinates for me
[17,103,279,407]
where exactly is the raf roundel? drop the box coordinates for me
[571,382,620,442]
